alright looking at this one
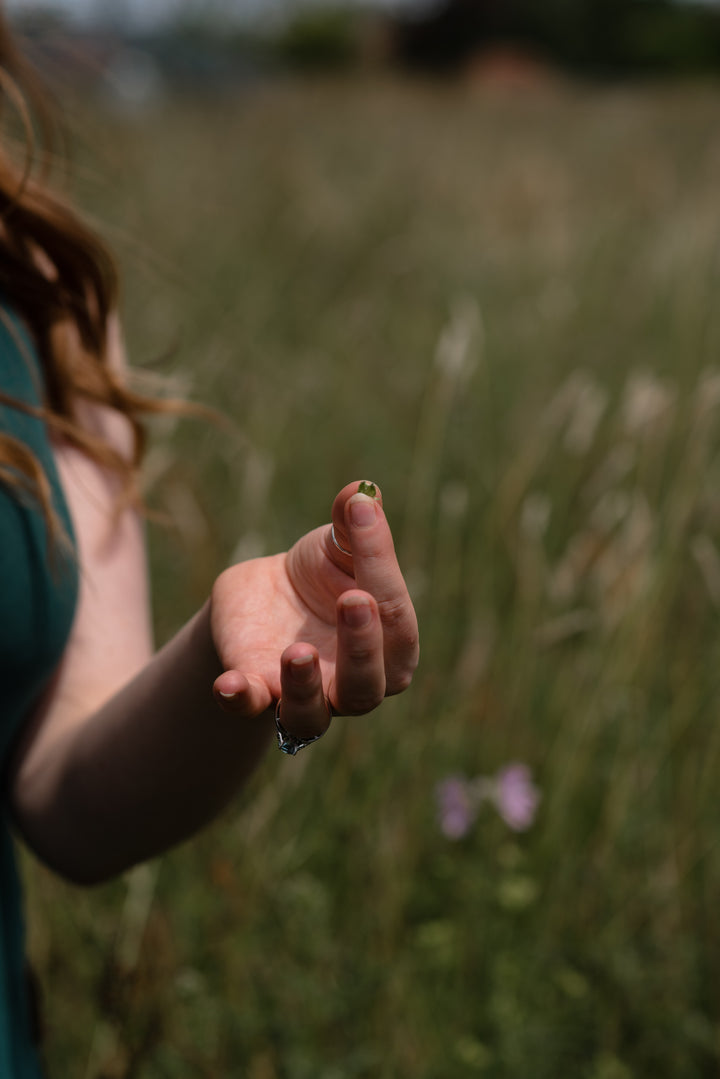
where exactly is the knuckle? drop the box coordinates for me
[346,645,376,667]
[387,670,415,696]
[391,629,420,663]
[405,632,420,658]
[385,649,419,696]
[343,690,385,716]
[377,596,408,628]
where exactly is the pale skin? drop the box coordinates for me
[7,375,419,887]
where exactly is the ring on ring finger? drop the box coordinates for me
[274,697,333,756]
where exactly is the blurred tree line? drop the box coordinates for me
[390,0,720,75]
[276,0,720,76]
[12,0,720,82]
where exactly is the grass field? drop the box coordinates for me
[22,73,720,1077]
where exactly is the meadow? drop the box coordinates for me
[22,72,720,1077]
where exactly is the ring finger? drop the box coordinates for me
[279,644,332,740]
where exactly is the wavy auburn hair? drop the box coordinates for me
[0,9,171,535]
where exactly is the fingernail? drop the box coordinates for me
[349,494,377,529]
[341,596,372,628]
[218,691,237,700]
[290,654,316,682]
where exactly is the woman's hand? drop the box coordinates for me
[210,481,419,742]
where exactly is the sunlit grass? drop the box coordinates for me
[23,74,720,1077]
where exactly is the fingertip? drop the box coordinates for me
[280,644,323,703]
[331,481,383,539]
[213,671,254,713]
[339,590,375,628]
[331,480,383,517]
[324,482,384,570]
[346,492,379,530]
[214,689,243,713]
[282,642,320,673]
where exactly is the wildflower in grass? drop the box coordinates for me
[436,776,476,839]
[436,764,541,838]
[493,763,541,832]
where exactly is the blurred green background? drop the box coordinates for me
[14,4,720,1075]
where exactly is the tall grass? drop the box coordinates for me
[23,76,720,1077]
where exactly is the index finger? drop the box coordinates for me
[324,480,383,571]
[329,482,419,695]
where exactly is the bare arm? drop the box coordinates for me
[8,405,276,884]
[8,418,418,885]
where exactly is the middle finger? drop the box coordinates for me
[333,590,386,715]
[342,494,419,693]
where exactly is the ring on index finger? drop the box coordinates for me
[330,524,352,557]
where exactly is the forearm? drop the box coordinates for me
[11,602,274,885]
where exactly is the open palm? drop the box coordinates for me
[210,482,419,739]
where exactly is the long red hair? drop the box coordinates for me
[0,9,169,530]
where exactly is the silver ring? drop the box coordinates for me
[275,699,326,756]
[330,524,352,557]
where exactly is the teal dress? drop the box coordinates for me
[0,306,78,1077]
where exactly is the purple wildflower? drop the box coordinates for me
[493,763,541,832]
[436,776,475,840]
